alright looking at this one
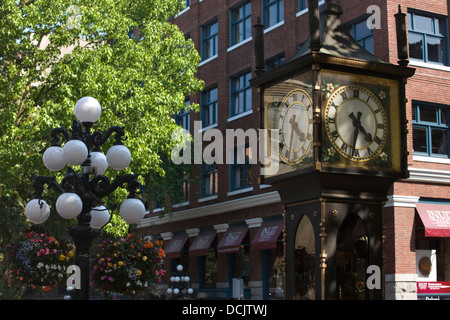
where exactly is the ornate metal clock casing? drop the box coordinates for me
[321,70,402,175]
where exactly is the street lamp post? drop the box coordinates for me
[25,97,146,300]
[166,264,193,299]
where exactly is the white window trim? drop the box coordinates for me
[296,0,326,18]
[227,109,253,122]
[199,54,218,67]
[227,37,253,53]
[413,154,450,165]
[177,6,190,17]
[227,186,253,197]
[264,20,284,34]
[198,122,218,133]
[198,194,218,202]
[410,60,450,72]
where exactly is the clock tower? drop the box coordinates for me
[251,1,415,299]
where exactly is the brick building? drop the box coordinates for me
[138,0,450,300]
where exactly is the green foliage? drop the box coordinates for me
[0,0,203,243]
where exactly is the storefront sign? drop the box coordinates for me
[417,282,450,300]
[165,234,188,259]
[217,226,248,254]
[189,230,216,257]
[416,203,450,237]
[251,220,283,250]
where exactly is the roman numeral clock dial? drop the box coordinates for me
[325,85,388,161]
[277,89,313,165]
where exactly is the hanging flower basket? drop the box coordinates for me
[92,233,165,298]
[2,232,75,288]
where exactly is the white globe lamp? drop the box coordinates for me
[119,198,145,224]
[63,140,88,166]
[25,199,51,224]
[74,97,102,123]
[90,206,110,229]
[106,145,131,170]
[43,146,67,171]
[90,151,108,175]
[56,193,83,219]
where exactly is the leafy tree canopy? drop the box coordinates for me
[0,0,203,242]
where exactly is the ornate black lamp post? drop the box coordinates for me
[24,97,146,300]
[166,264,193,299]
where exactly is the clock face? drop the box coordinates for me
[325,85,388,161]
[277,89,313,164]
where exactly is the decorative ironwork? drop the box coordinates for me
[27,99,143,300]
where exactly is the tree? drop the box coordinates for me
[0,0,203,243]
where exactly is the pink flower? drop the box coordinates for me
[108,277,115,282]
[101,275,107,280]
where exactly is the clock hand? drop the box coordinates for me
[352,126,360,157]
[349,112,373,142]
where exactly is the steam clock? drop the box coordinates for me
[251,1,415,299]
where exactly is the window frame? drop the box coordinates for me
[201,87,218,128]
[346,15,375,54]
[262,0,284,29]
[201,19,219,61]
[230,70,252,117]
[408,10,449,66]
[230,1,252,47]
[201,163,218,198]
[175,100,191,131]
[230,145,252,191]
[412,101,450,158]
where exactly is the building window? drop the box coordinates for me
[201,163,218,197]
[202,19,218,61]
[175,100,190,131]
[262,0,284,29]
[347,17,374,54]
[174,171,189,204]
[412,101,449,158]
[298,0,325,14]
[198,248,218,289]
[201,87,218,128]
[230,71,252,117]
[265,53,285,72]
[230,1,252,46]
[230,145,252,191]
[408,11,448,65]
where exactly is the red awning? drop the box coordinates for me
[416,203,450,237]
[217,225,248,254]
[189,230,216,257]
[251,220,284,250]
[164,234,188,259]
